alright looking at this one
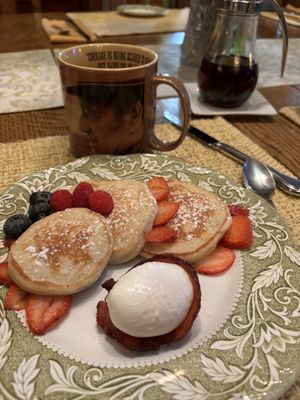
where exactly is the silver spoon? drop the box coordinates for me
[243,158,276,207]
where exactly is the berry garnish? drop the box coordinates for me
[222,214,253,249]
[50,190,73,212]
[26,294,72,335]
[3,214,32,239]
[145,226,177,242]
[28,202,52,222]
[228,204,249,216]
[147,177,170,202]
[4,284,29,311]
[153,201,179,227]
[88,190,114,217]
[4,239,15,250]
[72,182,94,208]
[29,191,51,206]
[0,262,13,286]
[194,246,236,275]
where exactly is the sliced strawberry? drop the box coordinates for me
[194,246,236,275]
[145,226,177,243]
[4,238,15,249]
[26,294,72,335]
[0,262,13,286]
[153,201,179,227]
[42,296,72,328]
[228,204,249,216]
[222,214,253,249]
[4,284,29,310]
[147,177,170,202]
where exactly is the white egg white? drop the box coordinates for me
[106,261,193,337]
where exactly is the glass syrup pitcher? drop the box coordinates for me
[197,0,288,108]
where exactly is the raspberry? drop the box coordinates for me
[72,182,94,208]
[88,190,114,217]
[50,190,73,212]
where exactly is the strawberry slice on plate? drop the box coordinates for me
[0,262,13,286]
[153,201,179,227]
[228,204,249,216]
[26,294,72,335]
[194,246,236,275]
[147,177,170,202]
[145,226,177,243]
[4,239,15,250]
[222,214,253,249]
[4,284,29,310]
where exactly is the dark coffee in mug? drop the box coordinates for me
[58,43,190,157]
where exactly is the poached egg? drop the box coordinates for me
[106,261,194,337]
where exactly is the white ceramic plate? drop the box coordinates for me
[0,154,300,399]
[117,4,167,17]
[185,83,277,116]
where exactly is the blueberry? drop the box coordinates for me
[28,202,52,222]
[3,214,32,239]
[29,191,51,206]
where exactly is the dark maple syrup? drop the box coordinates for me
[198,55,258,108]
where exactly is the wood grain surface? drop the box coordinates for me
[0,12,299,177]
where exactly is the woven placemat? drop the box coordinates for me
[280,106,300,127]
[0,108,68,143]
[1,118,299,249]
[0,117,300,399]
[66,8,189,37]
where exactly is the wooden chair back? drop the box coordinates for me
[0,0,41,13]
[0,0,188,13]
[0,0,17,13]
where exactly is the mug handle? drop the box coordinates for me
[149,74,191,151]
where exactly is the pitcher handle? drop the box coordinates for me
[263,0,288,77]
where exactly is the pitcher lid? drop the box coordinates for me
[221,0,263,13]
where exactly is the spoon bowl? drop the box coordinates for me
[243,158,276,207]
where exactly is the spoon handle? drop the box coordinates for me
[213,142,300,196]
[163,111,300,196]
[267,168,300,196]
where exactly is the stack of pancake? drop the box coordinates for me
[142,181,232,262]
[8,179,231,296]
[5,178,234,349]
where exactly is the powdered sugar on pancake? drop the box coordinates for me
[168,190,219,240]
[142,181,232,262]
[8,208,113,295]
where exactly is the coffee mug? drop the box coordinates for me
[57,43,190,157]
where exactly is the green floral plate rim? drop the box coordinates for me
[0,153,300,400]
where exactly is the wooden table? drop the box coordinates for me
[0,11,299,177]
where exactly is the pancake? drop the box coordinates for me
[88,180,158,264]
[141,180,232,262]
[8,208,113,295]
